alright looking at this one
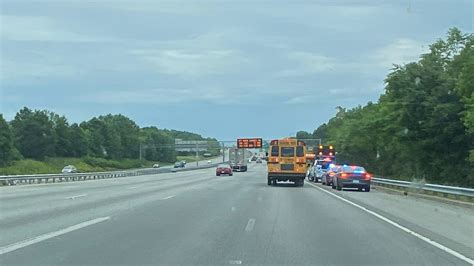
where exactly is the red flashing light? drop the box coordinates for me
[365,173,371,180]
[341,173,348,179]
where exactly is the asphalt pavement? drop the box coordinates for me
[0,163,472,265]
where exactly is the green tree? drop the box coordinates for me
[306,28,473,187]
[140,127,176,162]
[11,107,56,160]
[49,113,74,157]
[102,114,140,159]
[69,123,88,157]
[80,118,107,157]
[0,114,15,166]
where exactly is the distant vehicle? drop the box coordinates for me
[152,163,160,168]
[229,148,248,172]
[248,159,252,163]
[332,165,371,192]
[61,165,77,174]
[203,153,212,157]
[267,138,307,186]
[322,165,340,186]
[256,158,262,163]
[207,160,212,164]
[174,161,185,168]
[232,162,248,172]
[181,160,187,165]
[216,164,233,176]
[251,156,257,161]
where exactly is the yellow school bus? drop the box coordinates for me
[266,138,308,186]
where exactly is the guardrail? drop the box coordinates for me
[372,177,474,203]
[0,162,224,186]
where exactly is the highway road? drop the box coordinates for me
[0,163,473,265]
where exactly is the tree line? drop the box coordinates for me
[0,108,219,166]
[298,28,473,187]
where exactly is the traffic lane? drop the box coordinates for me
[0,167,230,248]
[1,164,469,265]
[0,169,213,225]
[309,181,474,257]
[0,171,250,266]
[0,163,258,248]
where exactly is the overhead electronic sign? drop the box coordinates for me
[237,138,263,149]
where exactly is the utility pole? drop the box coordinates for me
[139,144,142,160]
[195,143,199,166]
[222,143,225,162]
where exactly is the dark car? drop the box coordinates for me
[256,158,262,163]
[332,166,371,192]
[216,164,233,176]
[174,161,185,168]
[322,165,340,186]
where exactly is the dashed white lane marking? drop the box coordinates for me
[0,217,110,255]
[245,218,256,232]
[65,194,87,200]
[229,260,242,265]
[162,195,175,200]
[126,186,139,190]
[231,207,236,212]
[305,181,474,265]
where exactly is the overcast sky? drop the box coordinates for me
[0,0,472,140]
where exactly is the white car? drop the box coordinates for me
[152,164,160,168]
[207,160,212,164]
[61,165,77,174]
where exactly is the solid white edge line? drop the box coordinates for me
[305,181,474,265]
[0,216,110,255]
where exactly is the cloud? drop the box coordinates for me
[370,38,427,69]
[0,59,82,83]
[111,1,210,14]
[277,52,337,77]
[0,15,110,42]
[130,49,249,77]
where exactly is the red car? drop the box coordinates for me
[216,164,233,176]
